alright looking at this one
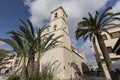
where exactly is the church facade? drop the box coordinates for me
[40,6,86,80]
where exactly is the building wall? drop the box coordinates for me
[102,26,120,48]
[40,47,65,79]
[95,26,120,60]
[62,47,73,79]
[72,51,85,74]
[40,46,85,80]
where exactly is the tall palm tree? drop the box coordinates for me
[17,20,62,76]
[34,27,62,75]
[0,19,36,78]
[19,19,37,76]
[7,19,38,76]
[75,7,120,80]
[1,19,62,78]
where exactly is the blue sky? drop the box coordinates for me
[0,0,29,49]
[0,0,119,65]
[0,0,29,37]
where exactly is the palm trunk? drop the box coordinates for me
[96,33,118,80]
[21,66,28,80]
[34,52,40,75]
[92,39,106,77]
[34,38,41,75]
[27,52,35,76]
[21,56,28,80]
[92,39,102,69]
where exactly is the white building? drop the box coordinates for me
[95,26,120,61]
[40,6,86,80]
[95,25,120,79]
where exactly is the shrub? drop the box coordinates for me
[26,74,40,80]
[26,74,53,80]
[39,73,54,80]
[26,61,60,80]
[7,75,20,80]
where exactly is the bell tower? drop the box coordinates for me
[49,6,71,49]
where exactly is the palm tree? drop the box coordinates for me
[19,19,37,76]
[17,20,62,76]
[75,7,120,80]
[0,19,62,78]
[7,19,38,76]
[34,26,62,75]
[0,19,36,78]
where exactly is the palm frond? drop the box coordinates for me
[40,34,55,51]
[20,19,28,28]
[98,7,112,24]
[94,11,99,24]
[43,35,63,52]
[27,19,35,36]
[0,38,21,55]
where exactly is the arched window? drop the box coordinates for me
[55,12,58,18]
[54,25,57,30]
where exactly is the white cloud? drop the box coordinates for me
[24,0,109,37]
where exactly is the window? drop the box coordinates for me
[110,31,120,38]
[54,25,57,30]
[55,12,58,18]
[107,46,113,53]
[102,34,107,40]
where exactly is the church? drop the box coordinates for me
[40,6,86,80]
